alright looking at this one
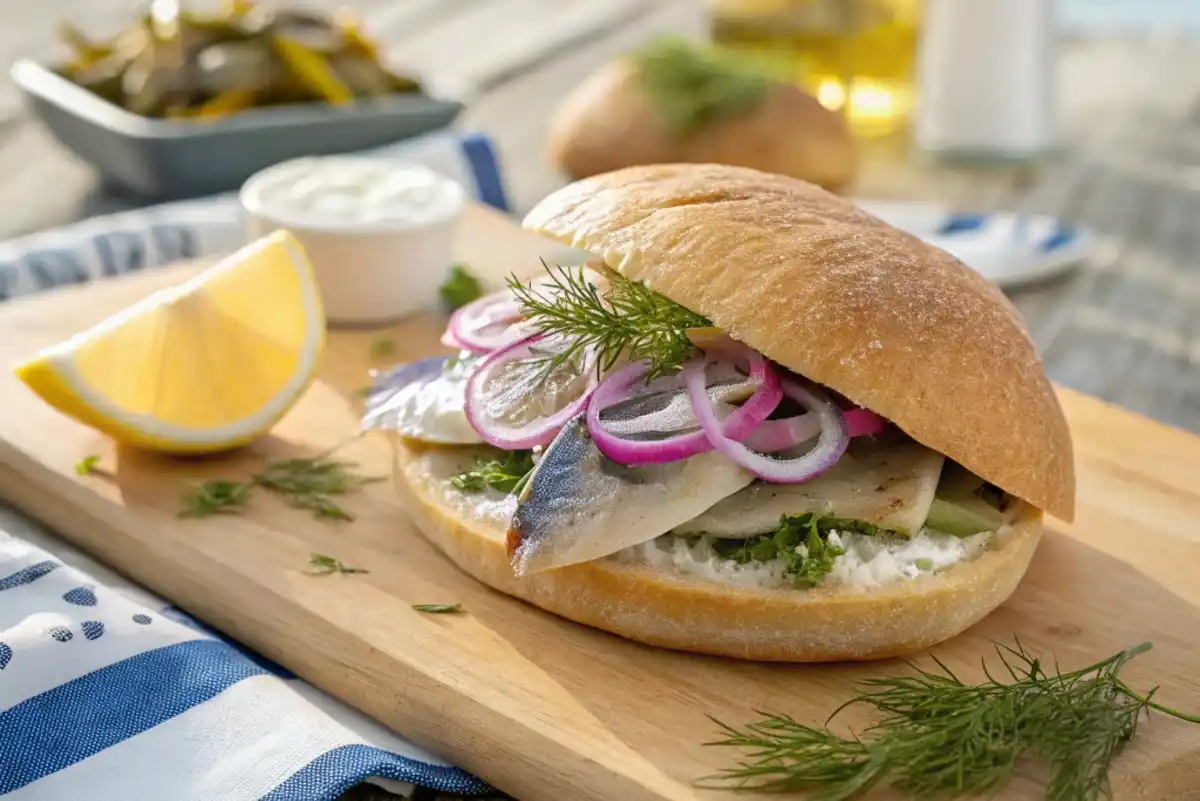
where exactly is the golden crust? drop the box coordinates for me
[549,60,856,193]
[522,164,1075,521]
[396,442,1043,662]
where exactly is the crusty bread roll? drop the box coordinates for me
[549,59,857,193]
[390,164,1074,662]
[395,443,1044,662]
[524,163,1075,521]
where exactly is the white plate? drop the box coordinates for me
[853,199,1095,289]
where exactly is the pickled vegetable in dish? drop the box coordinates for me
[55,1,423,119]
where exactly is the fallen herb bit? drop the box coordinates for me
[413,603,464,614]
[74,454,101,476]
[354,385,374,399]
[705,640,1200,801]
[307,553,369,576]
[369,337,397,358]
[253,457,383,521]
[440,263,483,311]
[450,450,535,495]
[179,479,254,518]
[177,456,382,521]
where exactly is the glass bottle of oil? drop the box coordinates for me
[708,0,921,139]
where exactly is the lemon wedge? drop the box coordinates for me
[15,230,325,454]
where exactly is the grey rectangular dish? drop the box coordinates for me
[12,59,464,200]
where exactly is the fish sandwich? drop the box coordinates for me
[365,163,1075,662]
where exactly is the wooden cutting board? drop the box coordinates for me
[1,205,1199,801]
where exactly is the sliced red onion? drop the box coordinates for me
[448,268,610,355]
[743,414,822,453]
[448,291,525,353]
[844,408,887,437]
[440,326,473,351]
[465,333,599,449]
[743,406,886,452]
[586,347,781,466]
[685,363,849,484]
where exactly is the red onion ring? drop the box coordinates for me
[844,408,887,438]
[448,291,525,353]
[744,406,886,452]
[447,268,610,355]
[586,348,781,465]
[464,333,599,449]
[685,363,849,483]
[440,326,473,351]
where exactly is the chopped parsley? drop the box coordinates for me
[449,449,535,495]
[711,513,882,588]
[439,263,483,311]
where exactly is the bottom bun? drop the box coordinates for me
[393,442,1044,662]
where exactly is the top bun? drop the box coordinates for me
[523,164,1075,521]
[549,59,856,193]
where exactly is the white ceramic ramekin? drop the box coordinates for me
[240,156,466,327]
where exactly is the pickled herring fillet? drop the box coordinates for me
[507,414,754,574]
[673,441,945,538]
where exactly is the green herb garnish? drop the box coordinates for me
[509,263,709,381]
[369,337,397,359]
[710,513,870,588]
[253,457,383,521]
[450,450,535,495]
[178,456,381,521]
[413,603,464,614]
[307,553,369,576]
[179,479,254,518]
[632,36,772,136]
[75,454,101,476]
[706,641,1200,801]
[440,263,483,311]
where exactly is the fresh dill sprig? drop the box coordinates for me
[253,457,384,521]
[179,479,255,518]
[439,263,483,311]
[178,456,382,521]
[307,553,369,576]
[633,36,772,135]
[449,450,535,495]
[508,263,709,381]
[704,640,1200,801]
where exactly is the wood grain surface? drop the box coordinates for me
[1,206,1199,801]
[0,1,1198,434]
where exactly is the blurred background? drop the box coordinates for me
[0,0,1199,432]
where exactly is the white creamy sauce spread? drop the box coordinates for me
[379,357,483,444]
[247,159,463,228]
[613,527,997,592]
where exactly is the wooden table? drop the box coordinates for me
[0,4,1198,800]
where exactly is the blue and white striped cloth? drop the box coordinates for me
[0,130,506,799]
[0,130,509,304]
[0,515,491,800]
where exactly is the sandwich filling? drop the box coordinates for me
[364,264,1021,592]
